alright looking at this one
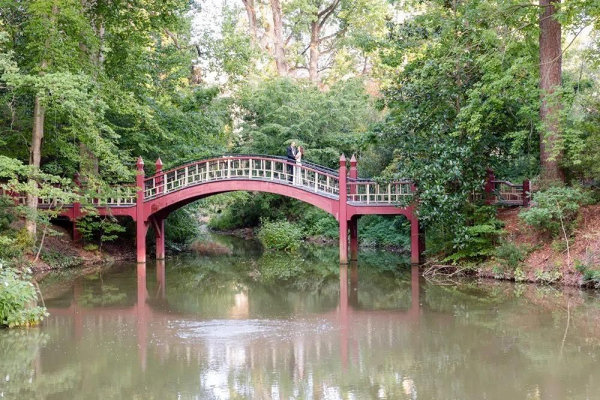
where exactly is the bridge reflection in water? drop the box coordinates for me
[11,259,592,399]
[45,262,423,377]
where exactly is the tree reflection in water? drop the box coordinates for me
[2,249,600,399]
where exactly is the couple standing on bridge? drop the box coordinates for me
[286,141,304,185]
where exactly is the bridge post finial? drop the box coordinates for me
[339,154,347,166]
[155,157,164,195]
[136,156,145,171]
[350,154,357,166]
[349,155,357,195]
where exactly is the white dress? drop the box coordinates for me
[294,153,302,185]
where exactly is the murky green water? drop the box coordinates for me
[1,235,600,399]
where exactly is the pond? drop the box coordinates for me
[1,235,600,399]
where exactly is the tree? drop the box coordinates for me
[539,0,564,182]
[377,0,542,257]
[199,0,389,84]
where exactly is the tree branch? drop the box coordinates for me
[164,29,181,50]
[318,27,347,44]
[318,0,342,30]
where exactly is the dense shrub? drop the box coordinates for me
[519,186,591,237]
[442,206,504,263]
[359,215,410,248]
[494,241,528,270]
[300,208,338,240]
[257,219,303,252]
[165,206,202,246]
[76,215,126,249]
[209,193,292,231]
[575,250,600,288]
[0,262,47,328]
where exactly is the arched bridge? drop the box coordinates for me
[56,154,425,264]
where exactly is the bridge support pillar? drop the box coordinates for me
[338,155,348,264]
[410,216,425,265]
[136,220,148,263]
[349,217,358,261]
[136,156,147,263]
[154,218,165,260]
[339,218,348,264]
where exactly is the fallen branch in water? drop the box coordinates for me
[421,263,473,286]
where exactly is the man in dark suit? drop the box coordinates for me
[286,142,297,182]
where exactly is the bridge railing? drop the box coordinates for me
[144,155,341,200]
[347,180,413,204]
[83,186,137,207]
[489,180,530,206]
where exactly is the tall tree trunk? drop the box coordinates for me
[27,1,58,238]
[269,0,288,76]
[539,0,564,182]
[242,0,258,45]
[309,21,320,83]
[26,95,45,237]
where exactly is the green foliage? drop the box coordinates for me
[39,249,82,269]
[579,268,600,288]
[439,206,504,263]
[83,244,99,252]
[519,186,591,237]
[514,267,527,282]
[0,261,47,328]
[76,215,126,250]
[0,196,31,260]
[257,251,339,291]
[358,215,410,248]
[164,206,202,247]
[235,77,380,168]
[494,241,529,270]
[534,268,562,285]
[209,193,300,231]
[257,219,303,252]
[377,0,542,259]
[299,208,339,240]
[575,249,600,288]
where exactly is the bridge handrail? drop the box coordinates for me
[146,154,341,182]
[224,153,341,176]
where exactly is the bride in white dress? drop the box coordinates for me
[294,146,304,185]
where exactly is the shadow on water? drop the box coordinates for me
[2,244,600,399]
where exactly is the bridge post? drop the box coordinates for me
[155,157,163,195]
[523,179,530,207]
[339,154,348,264]
[72,172,82,242]
[136,157,147,263]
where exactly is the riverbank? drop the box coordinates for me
[29,204,600,289]
[211,226,410,253]
[448,205,600,287]
[29,225,135,273]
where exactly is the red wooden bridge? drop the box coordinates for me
[43,154,424,264]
